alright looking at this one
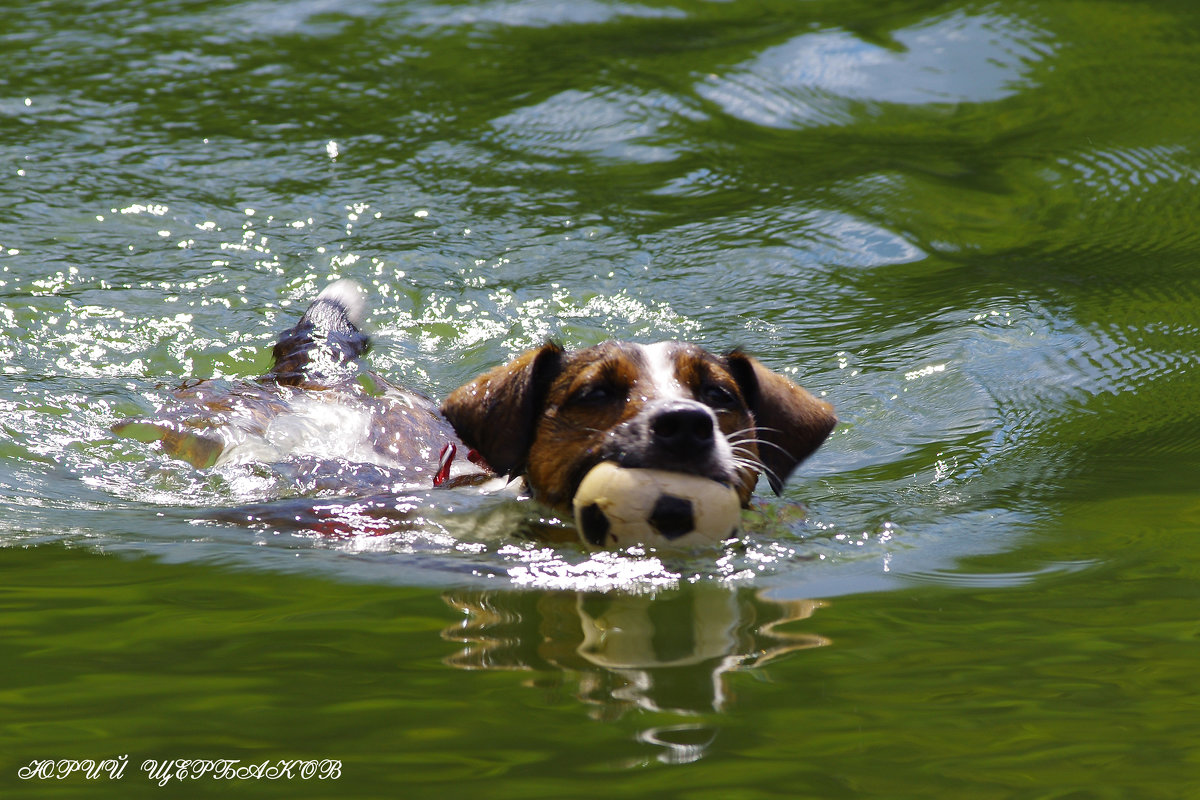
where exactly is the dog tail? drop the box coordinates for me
[270,279,371,386]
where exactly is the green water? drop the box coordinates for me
[3,0,1200,796]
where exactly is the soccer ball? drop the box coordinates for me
[571,462,743,549]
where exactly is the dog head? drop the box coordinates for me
[441,341,836,513]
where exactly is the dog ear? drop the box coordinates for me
[724,351,836,495]
[441,343,565,480]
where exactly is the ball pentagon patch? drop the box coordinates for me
[571,462,742,548]
[648,494,695,540]
[577,502,611,547]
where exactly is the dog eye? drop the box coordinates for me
[699,383,738,409]
[571,382,622,406]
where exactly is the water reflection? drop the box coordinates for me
[696,10,1052,130]
[442,583,826,764]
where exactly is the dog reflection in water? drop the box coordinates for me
[442,584,826,765]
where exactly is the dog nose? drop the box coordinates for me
[650,404,715,453]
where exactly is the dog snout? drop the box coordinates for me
[649,402,716,456]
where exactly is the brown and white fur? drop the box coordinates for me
[443,340,836,513]
[121,281,836,524]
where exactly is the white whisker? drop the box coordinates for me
[730,433,794,460]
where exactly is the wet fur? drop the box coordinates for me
[120,283,836,518]
[442,341,836,513]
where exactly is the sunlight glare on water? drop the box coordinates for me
[4,0,1200,794]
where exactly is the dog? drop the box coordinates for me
[119,281,836,527]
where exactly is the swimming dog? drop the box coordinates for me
[119,281,836,521]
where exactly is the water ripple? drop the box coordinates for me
[1048,145,1200,256]
[405,0,686,31]
[489,87,698,163]
[697,11,1053,129]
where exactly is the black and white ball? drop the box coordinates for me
[571,462,742,549]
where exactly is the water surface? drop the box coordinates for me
[3,0,1200,797]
